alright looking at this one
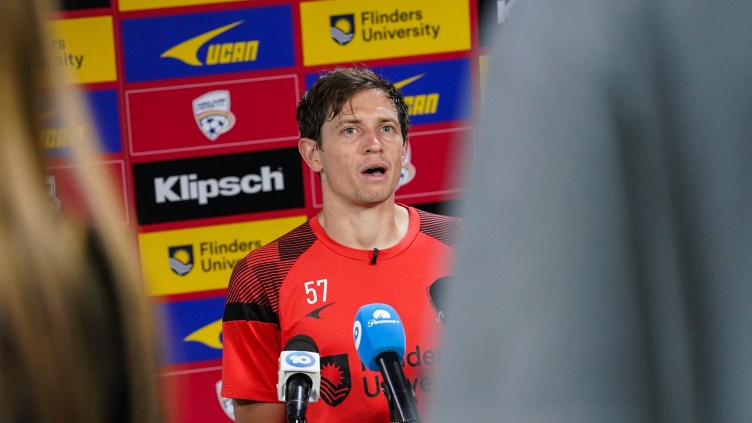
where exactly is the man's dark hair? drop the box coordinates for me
[296,67,410,149]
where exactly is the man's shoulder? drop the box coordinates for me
[226,220,318,301]
[412,207,462,248]
[239,219,317,268]
[413,207,461,223]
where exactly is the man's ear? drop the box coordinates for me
[402,136,410,163]
[299,138,323,173]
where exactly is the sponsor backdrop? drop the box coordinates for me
[46,0,506,421]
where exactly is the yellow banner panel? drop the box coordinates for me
[300,0,471,66]
[119,0,244,12]
[48,16,116,84]
[139,215,307,296]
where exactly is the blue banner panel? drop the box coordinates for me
[42,89,121,157]
[121,5,295,82]
[87,89,122,154]
[306,58,471,126]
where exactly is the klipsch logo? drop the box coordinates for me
[154,166,284,205]
[320,354,351,407]
[193,90,236,141]
[133,148,305,225]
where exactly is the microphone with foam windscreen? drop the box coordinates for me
[277,334,321,423]
[353,303,420,423]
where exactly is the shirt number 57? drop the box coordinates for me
[304,279,328,304]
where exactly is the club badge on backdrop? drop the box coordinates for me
[193,90,236,141]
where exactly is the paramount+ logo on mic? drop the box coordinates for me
[133,148,304,224]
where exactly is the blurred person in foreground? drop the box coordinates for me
[0,0,162,422]
[431,0,752,422]
[221,67,459,422]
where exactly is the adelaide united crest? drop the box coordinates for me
[319,354,351,407]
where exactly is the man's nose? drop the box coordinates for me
[363,130,383,152]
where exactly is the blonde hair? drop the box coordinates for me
[0,0,162,422]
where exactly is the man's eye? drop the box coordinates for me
[344,128,356,135]
[382,126,394,133]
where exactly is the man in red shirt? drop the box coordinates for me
[221,67,458,422]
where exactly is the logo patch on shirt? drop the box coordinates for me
[305,302,336,319]
[320,354,351,407]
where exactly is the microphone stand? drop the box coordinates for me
[376,351,420,423]
[285,374,312,423]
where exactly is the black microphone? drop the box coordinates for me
[276,335,321,423]
[353,303,420,422]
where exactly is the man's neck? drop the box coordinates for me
[317,202,410,250]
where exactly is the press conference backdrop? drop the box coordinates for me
[45,0,505,421]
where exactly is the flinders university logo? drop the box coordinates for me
[320,354,351,407]
[330,14,355,45]
[193,90,236,141]
[169,245,194,276]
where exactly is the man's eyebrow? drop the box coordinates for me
[333,116,362,127]
[332,115,398,127]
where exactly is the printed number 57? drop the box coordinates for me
[304,279,328,304]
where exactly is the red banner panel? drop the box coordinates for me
[310,126,473,208]
[159,364,234,422]
[126,75,300,158]
[46,160,129,224]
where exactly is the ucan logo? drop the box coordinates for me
[286,352,316,368]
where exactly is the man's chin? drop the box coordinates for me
[353,190,396,207]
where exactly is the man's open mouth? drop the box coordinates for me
[362,166,386,176]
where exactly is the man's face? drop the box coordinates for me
[305,88,407,208]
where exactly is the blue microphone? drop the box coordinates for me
[353,304,420,422]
